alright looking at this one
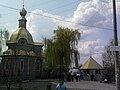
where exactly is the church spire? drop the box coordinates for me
[19,5,27,28]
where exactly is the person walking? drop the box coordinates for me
[70,71,74,82]
[76,72,80,82]
[56,80,66,90]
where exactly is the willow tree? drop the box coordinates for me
[44,27,81,72]
[44,39,57,71]
[69,28,81,68]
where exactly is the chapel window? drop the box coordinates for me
[37,62,40,71]
[20,59,24,71]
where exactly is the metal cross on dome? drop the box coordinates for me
[23,0,25,6]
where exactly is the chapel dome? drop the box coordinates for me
[9,5,34,45]
[10,27,34,45]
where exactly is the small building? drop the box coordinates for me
[0,5,44,80]
[80,56,103,81]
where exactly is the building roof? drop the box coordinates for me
[10,27,34,45]
[80,56,103,70]
[9,5,34,45]
[34,42,44,46]
[4,6,44,56]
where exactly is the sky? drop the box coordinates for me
[0,0,120,66]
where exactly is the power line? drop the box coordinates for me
[53,6,76,15]
[29,11,113,30]
[0,0,58,17]
[23,0,25,6]
[0,3,113,31]
[85,5,106,25]
[47,0,79,12]
[54,0,108,26]
[0,4,19,10]
[77,0,109,32]
[28,0,79,17]
[50,0,79,15]
[0,0,78,17]
[28,0,58,9]
[2,11,17,16]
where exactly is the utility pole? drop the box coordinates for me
[113,0,120,90]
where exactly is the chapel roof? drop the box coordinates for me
[9,5,34,45]
[80,56,103,70]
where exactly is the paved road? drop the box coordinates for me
[65,81,116,90]
[0,79,116,90]
[0,80,51,90]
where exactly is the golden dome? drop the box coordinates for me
[10,27,34,45]
[9,6,34,45]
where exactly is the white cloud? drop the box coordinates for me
[26,9,66,41]
[78,39,100,54]
[71,0,120,64]
[26,0,120,65]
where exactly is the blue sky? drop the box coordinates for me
[0,0,81,26]
[0,0,120,66]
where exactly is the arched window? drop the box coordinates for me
[37,62,40,71]
[18,38,27,45]
[5,59,8,70]
[20,59,24,71]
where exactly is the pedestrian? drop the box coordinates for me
[106,74,112,83]
[90,74,95,81]
[70,71,74,82]
[66,72,71,82]
[56,80,66,90]
[76,72,80,82]
[80,71,83,80]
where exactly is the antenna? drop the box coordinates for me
[23,0,25,7]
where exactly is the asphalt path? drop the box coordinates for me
[65,81,116,90]
[0,79,116,90]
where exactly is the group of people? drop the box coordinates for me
[66,71,83,82]
[56,71,84,90]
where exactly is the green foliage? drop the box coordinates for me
[43,27,81,73]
